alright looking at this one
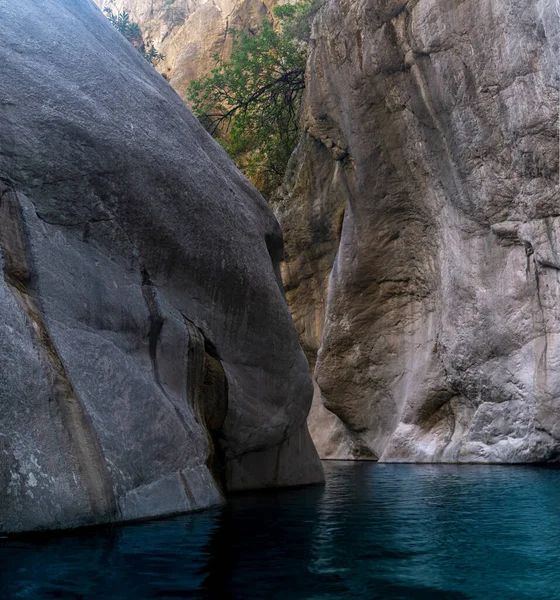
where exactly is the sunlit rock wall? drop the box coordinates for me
[94,0,287,101]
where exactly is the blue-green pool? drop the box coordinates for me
[2,462,560,599]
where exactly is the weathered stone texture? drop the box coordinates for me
[0,0,322,534]
[94,0,286,102]
[274,136,368,459]
[284,0,560,461]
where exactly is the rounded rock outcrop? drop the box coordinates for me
[0,0,323,534]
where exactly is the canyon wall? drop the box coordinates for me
[280,0,560,461]
[275,138,364,459]
[0,0,322,534]
[94,0,285,101]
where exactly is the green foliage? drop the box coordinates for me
[104,2,165,67]
[187,0,321,196]
[140,44,165,67]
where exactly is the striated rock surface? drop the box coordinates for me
[0,0,322,534]
[283,0,560,461]
[274,137,365,459]
[94,0,285,102]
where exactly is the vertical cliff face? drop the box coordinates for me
[280,0,560,461]
[275,137,369,459]
[0,0,323,534]
[94,0,285,102]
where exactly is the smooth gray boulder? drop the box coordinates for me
[281,0,560,461]
[0,0,323,534]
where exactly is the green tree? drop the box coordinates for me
[187,0,322,196]
[104,2,165,67]
[141,44,166,67]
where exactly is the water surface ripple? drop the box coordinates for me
[2,462,560,599]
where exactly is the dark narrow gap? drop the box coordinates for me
[183,316,229,494]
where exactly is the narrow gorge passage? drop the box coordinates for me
[1,0,560,598]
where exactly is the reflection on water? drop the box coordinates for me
[2,462,560,599]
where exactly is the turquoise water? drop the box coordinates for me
[2,462,560,599]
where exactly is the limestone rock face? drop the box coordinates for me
[0,0,322,534]
[274,137,365,459]
[94,0,285,102]
[284,0,560,461]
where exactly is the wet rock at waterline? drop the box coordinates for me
[0,0,323,534]
[281,0,560,461]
